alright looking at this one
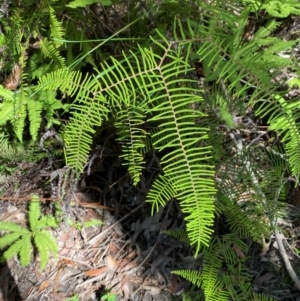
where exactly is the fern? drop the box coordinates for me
[49,6,65,46]
[255,94,300,177]
[0,195,59,269]
[174,234,277,301]
[67,0,114,8]
[242,0,300,17]
[39,31,216,252]
[39,38,65,68]
[115,107,147,185]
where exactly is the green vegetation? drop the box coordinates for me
[1,0,300,299]
[0,195,59,269]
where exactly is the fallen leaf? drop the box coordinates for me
[107,254,119,273]
[121,275,133,300]
[254,272,275,285]
[84,266,108,277]
[2,64,21,90]
[233,243,246,259]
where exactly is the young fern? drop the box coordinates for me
[0,195,59,269]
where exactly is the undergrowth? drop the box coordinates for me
[1,0,300,300]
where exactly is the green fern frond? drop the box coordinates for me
[255,94,300,176]
[175,234,250,301]
[263,0,300,18]
[0,238,24,263]
[40,38,65,68]
[0,222,28,234]
[41,90,68,128]
[0,233,23,248]
[59,28,216,251]
[37,68,84,97]
[33,233,49,270]
[173,270,202,287]
[38,215,59,228]
[63,93,109,173]
[27,98,43,141]
[0,102,14,126]
[67,0,107,9]
[215,143,289,241]
[19,234,32,266]
[0,85,15,100]
[33,230,58,269]
[29,195,41,231]
[249,293,278,301]
[147,34,215,252]
[163,228,190,245]
[49,6,64,45]
[115,107,147,185]
[147,175,177,214]
[200,250,228,301]
[11,89,28,142]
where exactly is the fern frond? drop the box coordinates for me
[12,90,27,142]
[0,238,23,263]
[163,228,190,245]
[249,293,278,301]
[147,175,177,214]
[173,270,202,287]
[0,222,28,234]
[29,195,41,231]
[0,101,14,126]
[0,233,23,248]
[33,230,57,269]
[115,107,147,185]
[19,234,32,266]
[146,32,216,253]
[37,68,84,97]
[255,94,300,176]
[67,0,102,9]
[49,6,64,46]
[41,90,68,128]
[63,93,109,173]
[27,98,43,141]
[39,38,65,68]
[38,215,59,228]
[0,85,15,100]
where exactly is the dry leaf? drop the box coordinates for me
[233,243,246,259]
[126,249,137,260]
[2,64,21,90]
[84,266,108,277]
[109,242,120,256]
[170,275,190,295]
[107,253,119,273]
[151,255,171,272]
[121,275,133,300]
[120,259,139,272]
[254,272,275,285]
[38,279,50,292]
